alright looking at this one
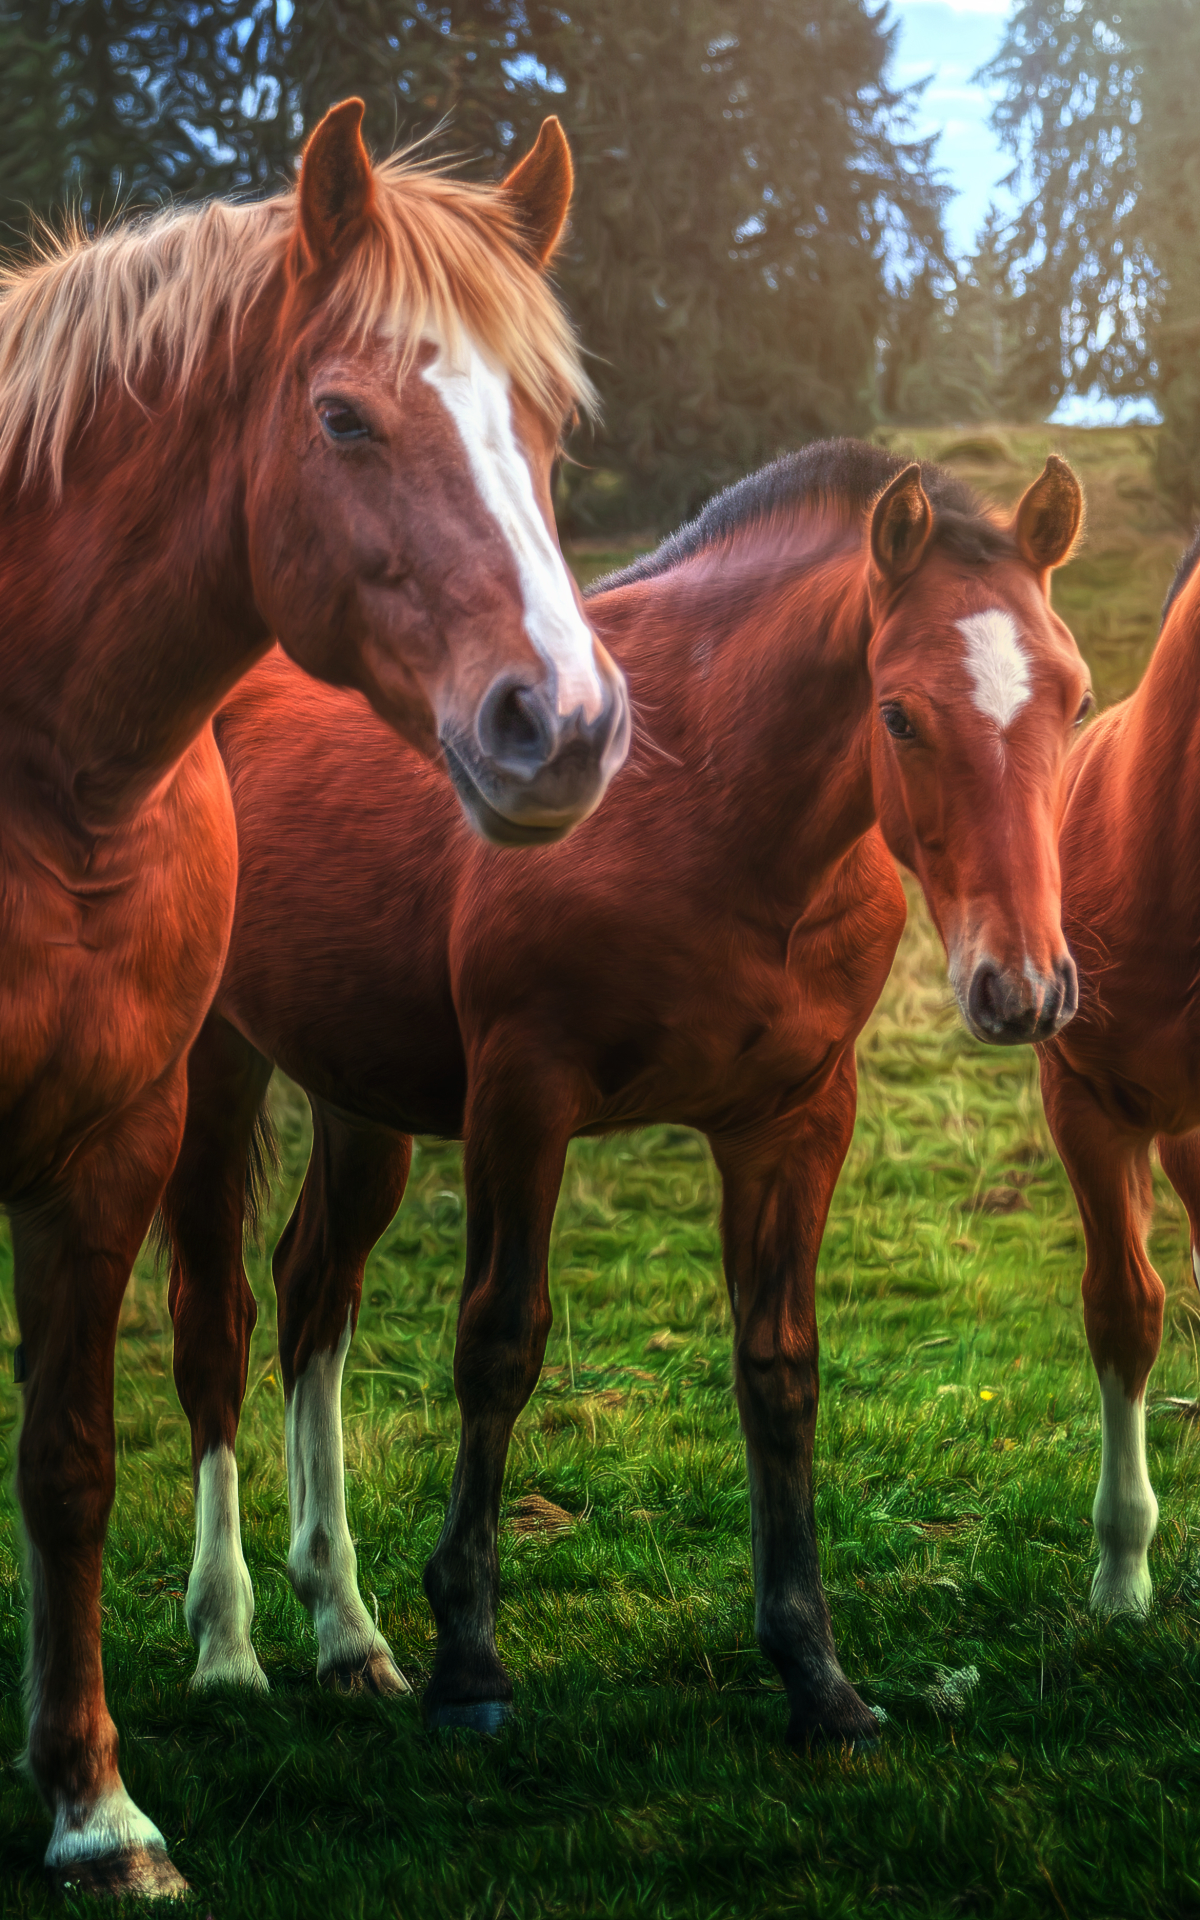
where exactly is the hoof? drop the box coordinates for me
[786,1686,882,1754]
[191,1650,269,1693]
[51,1844,188,1900]
[320,1646,410,1697]
[427,1698,510,1735]
[1091,1562,1153,1617]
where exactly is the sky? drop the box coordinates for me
[887,0,1014,260]
[887,0,1157,422]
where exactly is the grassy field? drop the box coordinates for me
[2,426,1200,1917]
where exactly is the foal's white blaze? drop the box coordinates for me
[957,609,1032,730]
[285,1310,407,1689]
[422,338,605,723]
[1091,1367,1158,1615]
[186,1445,266,1691]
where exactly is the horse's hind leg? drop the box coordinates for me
[275,1100,412,1694]
[160,1011,274,1691]
[1155,1130,1200,1289]
[1041,1047,1163,1614]
[14,1068,189,1897]
[710,1051,880,1749]
[422,1053,575,1732]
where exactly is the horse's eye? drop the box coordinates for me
[880,702,917,741]
[317,399,370,442]
[1073,692,1094,727]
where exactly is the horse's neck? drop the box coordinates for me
[606,544,877,920]
[0,387,268,838]
[1074,570,1200,921]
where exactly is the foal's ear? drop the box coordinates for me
[296,99,375,271]
[1012,455,1084,572]
[870,464,934,586]
[502,117,574,264]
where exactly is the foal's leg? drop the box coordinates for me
[275,1100,412,1693]
[160,1012,274,1690]
[709,1051,879,1748]
[1041,1050,1163,1614]
[422,1058,575,1731]
[14,1070,189,1897]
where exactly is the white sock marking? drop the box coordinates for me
[46,1782,166,1869]
[1192,1244,1199,1289]
[186,1445,267,1691]
[422,338,605,723]
[285,1311,405,1687]
[957,609,1032,730]
[1091,1367,1157,1615]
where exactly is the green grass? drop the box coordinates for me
[3,426,1199,1916]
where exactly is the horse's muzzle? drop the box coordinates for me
[442,656,630,847]
[962,952,1079,1045]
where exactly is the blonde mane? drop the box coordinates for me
[0,149,595,493]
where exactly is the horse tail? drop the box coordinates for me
[244,1092,281,1249]
[150,1088,280,1266]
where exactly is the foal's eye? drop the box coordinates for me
[1073,692,1094,727]
[880,703,917,742]
[317,399,370,443]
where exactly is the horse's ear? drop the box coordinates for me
[1012,455,1084,571]
[297,99,375,271]
[870,464,933,586]
[502,117,574,264]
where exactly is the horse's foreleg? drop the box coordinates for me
[710,1051,878,1748]
[161,1012,274,1691]
[422,1055,574,1732]
[14,1069,189,1897]
[1041,1047,1163,1614]
[275,1101,412,1694]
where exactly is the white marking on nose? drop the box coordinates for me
[957,609,1031,730]
[422,337,604,722]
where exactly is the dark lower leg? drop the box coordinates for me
[423,1067,571,1728]
[276,1104,412,1693]
[15,1072,189,1894]
[162,1014,274,1689]
[713,1062,877,1746]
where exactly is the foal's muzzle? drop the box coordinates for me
[962,952,1078,1046]
[442,655,630,847]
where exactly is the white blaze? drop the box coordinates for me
[957,609,1032,730]
[1091,1366,1157,1616]
[186,1445,266,1691]
[422,338,604,722]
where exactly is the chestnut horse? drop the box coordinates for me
[1038,530,1200,1617]
[3,104,626,1897]
[161,440,1089,1757]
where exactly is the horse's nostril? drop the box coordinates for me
[477,676,553,770]
[968,964,1003,1034]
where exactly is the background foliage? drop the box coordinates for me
[2,4,1200,515]
[0,0,945,526]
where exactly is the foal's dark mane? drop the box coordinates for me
[590,437,1012,596]
[1163,526,1200,623]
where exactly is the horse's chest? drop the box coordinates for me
[0,772,236,1192]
